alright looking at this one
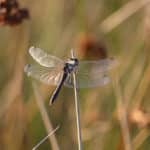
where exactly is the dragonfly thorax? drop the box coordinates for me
[64,58,78,74]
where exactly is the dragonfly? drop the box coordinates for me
[24,47,117,105]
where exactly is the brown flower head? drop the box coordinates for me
[0,0,29,26]
[76,33,108,60]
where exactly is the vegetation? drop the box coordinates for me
[0,0,150,150]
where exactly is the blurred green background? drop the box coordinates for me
[0,0,150,150]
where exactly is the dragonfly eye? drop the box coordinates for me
[69,58,78,66]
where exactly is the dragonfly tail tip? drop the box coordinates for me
[49,100,53,106]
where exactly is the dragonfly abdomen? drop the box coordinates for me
[49,72,68,105]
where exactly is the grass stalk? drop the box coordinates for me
[131,63,150,108]
[71,49,83,150]
[32,125,60,150]
[100,0,150,33]
[113,75,132,150]
[133,128,150,149]
[32,82,60,150]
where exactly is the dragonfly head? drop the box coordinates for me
[64,58,79,73]
[66,58,78,66]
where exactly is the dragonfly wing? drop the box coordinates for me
[24,64,63,85]
[64,73,110,88]
[64,58,117,88]
[77,58,118,75]
[29,46,64,67]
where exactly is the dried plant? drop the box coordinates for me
[0,0,29,26]
[0,0,150,150]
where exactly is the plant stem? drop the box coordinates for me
[100,0,150,33]
[32,82,60,150]
[32,125,60,150]
[113,76,132,150]
[71,49,83,150]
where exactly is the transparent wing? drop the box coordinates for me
[64,73,110,88]
[64,58,116,88]
[24,64,63,85]
[29,46,64,67]
[77,57,118,75]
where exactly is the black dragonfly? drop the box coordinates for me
[24,47,117,105]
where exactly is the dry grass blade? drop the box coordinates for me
[32,81,60,150]
[124,58,145,107]
[32,125,60,150]
[0,25,30,117]
[131,63,150,108]
[100,0,150,33]
[54,20,76,55]
[133,128,150,149]
[113,74,132,150]
[0,97,27,150]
